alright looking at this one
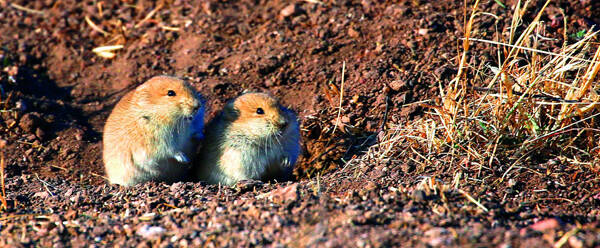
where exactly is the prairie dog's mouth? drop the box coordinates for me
[269,126,287,138]
[183,104,200,121]
[179,111,194,122]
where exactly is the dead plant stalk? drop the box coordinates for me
[0,152,7,210]
[332,61,346,135]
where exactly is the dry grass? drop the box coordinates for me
[403,0,600,180]
[0,152,7,211]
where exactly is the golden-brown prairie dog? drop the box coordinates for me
[193,93,300,185]
[103,76,205,186]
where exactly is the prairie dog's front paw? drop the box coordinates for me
[173,152,190,164]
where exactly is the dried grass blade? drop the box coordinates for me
[85,16,109,36]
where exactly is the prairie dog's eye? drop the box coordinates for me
[256,108,264,115]
[167,90,176,96]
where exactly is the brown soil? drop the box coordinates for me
[1,0,599,247]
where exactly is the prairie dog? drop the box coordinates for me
[193,93,300,185]
[103,76,205,186]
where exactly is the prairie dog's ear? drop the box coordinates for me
[135,80,150,92]
[130,83,150,104]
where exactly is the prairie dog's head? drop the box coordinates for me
[223,93,296,139]
[133,76,202,121]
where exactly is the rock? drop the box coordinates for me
[35,128,46,140]
[34,191,50,198]
[412,189,427,202]
[384,4,408,17]
[341,116,351,123]
[280,4,302,18]
[245,205,260,218]
[136,225,166,239]
[365,181,378,191]
[69,193,82,204]
[389,80,407,91]
[15,99,27,112]
[235,179,263,193]
[5,66,18,77]
[529,218,560,232]
[19,113,41,133]
[258,56,282,75]
[92,226,108,236]
[266,183,298,204]
[74,129,84,141]
[569,235,584,248]
[170,182,184,192]
[424,228,452,247]
[5,119,16,129]
[348,27,360,38]
[375,93,387,106]
[202,1,214,15]
[361,0,372,12]
[264,78,276,87]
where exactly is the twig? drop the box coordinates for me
[90,172,108,180]
[0,214,38,221]
[16,140,46,149]
[463,37,599,64]
[532,197,575,203]
[135,4,163,28]
[92,45,124,53]
[458,189,489,212]
[524,112,600,144]
[92,45,124,59]
[303,0,324,4]
[85,16,109,36]
[34,173,55,197]
[11,3,45,15]
[403,99,432,107]
[97,2,104,18]
[332,61,345,135]
[160,25,180,32]
[379,95,391,133]
[453,0,481,88]
[470,86,587,103]
[49,164,68,171]
[553,227,580,248]
[501,148,536,182]
[0,152,7,210]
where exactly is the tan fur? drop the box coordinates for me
[193,93,301,185]
[103,76,204,186]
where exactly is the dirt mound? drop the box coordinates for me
[1,0,599,246]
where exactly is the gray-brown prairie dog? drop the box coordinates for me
[103,76,205,186]
[193,93,300,185]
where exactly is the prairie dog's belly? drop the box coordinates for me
[214,142,290,184]
[134,125,195,182]
[135,156,189,183]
